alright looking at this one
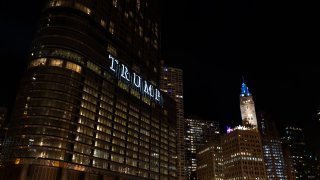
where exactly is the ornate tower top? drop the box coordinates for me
[240,82,251,97]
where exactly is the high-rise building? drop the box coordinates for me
[0,107,7,158]
[196,137,223,180]
[220,81,267,180]
[257,112,287,180]
[316,108,320,122]
[222,126,267,180]
[0,0,177,179]
[240,82,258,129]
[281,126,308,179]
[185,117,220,180]
[160,66,185,179]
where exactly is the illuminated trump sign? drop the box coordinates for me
[108,54,163,105]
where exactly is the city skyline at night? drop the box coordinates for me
[1,0,320,157]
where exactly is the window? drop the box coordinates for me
[107,44,117,57]
[74,2,91,15]
[101,19,107,28]
[112,0,118,7]
[29,58,47,67]
[87,61,101,74]
[66,62,81,73]
[50,59,63,67]
[109,21,115,35]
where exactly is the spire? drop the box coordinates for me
[240,80,251,97]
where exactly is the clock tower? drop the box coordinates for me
[240,81,258,129]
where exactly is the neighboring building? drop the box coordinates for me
[281,126,309,179]
[304,151,320,179]
[160,66,186,179]
[0,0,177,179]
[257,112,287,180]
[240,82,258,129]
[196,137,223,180]
[222,126,267,180]
[316,108,320,121]
[0,107,7,158]
[185,117,220,180]
[0,107,6,127]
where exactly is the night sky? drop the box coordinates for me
[1,1,320,154]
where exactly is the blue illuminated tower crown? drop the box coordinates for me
[240,82,251,97]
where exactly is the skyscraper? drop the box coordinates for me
[160,66,185,179]
[258,112,287,180]
[0,0,177,179]
[240,82,258,129]
[281,126,308,179]
[184,117,220,180]
[0,107,7,158]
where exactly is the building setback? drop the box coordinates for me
[0,0,177,179]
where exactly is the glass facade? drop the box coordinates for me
[184,118,220,180]
[258,113,287,180]
[0,0,177,179]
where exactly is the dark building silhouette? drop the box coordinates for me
[281,126,320,180]
[0,0,177,179]
[257,112,287,180]
[281,126,307,179]
[0,107,7,159]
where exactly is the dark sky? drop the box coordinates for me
[160,0,320,153]
[1,1,320,153]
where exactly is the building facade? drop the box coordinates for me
[258,112,287,180]
[160,66,186,179]
[185,117,220,180]
[240,82,258,129]
[281,126,308,180]
[222,126,267,180]
[0,0,177,179]
[0,107,7,159]
[196,138,223,180]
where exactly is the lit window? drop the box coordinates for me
[50,59,63,67]
[136,0,140,11]
[112,0,118,7]
[74,2,91,15]
[138,26,143,37]
[29,58,47,67]
[100,19,106,28]
[109,21,115,35]
[66,62,82,73]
